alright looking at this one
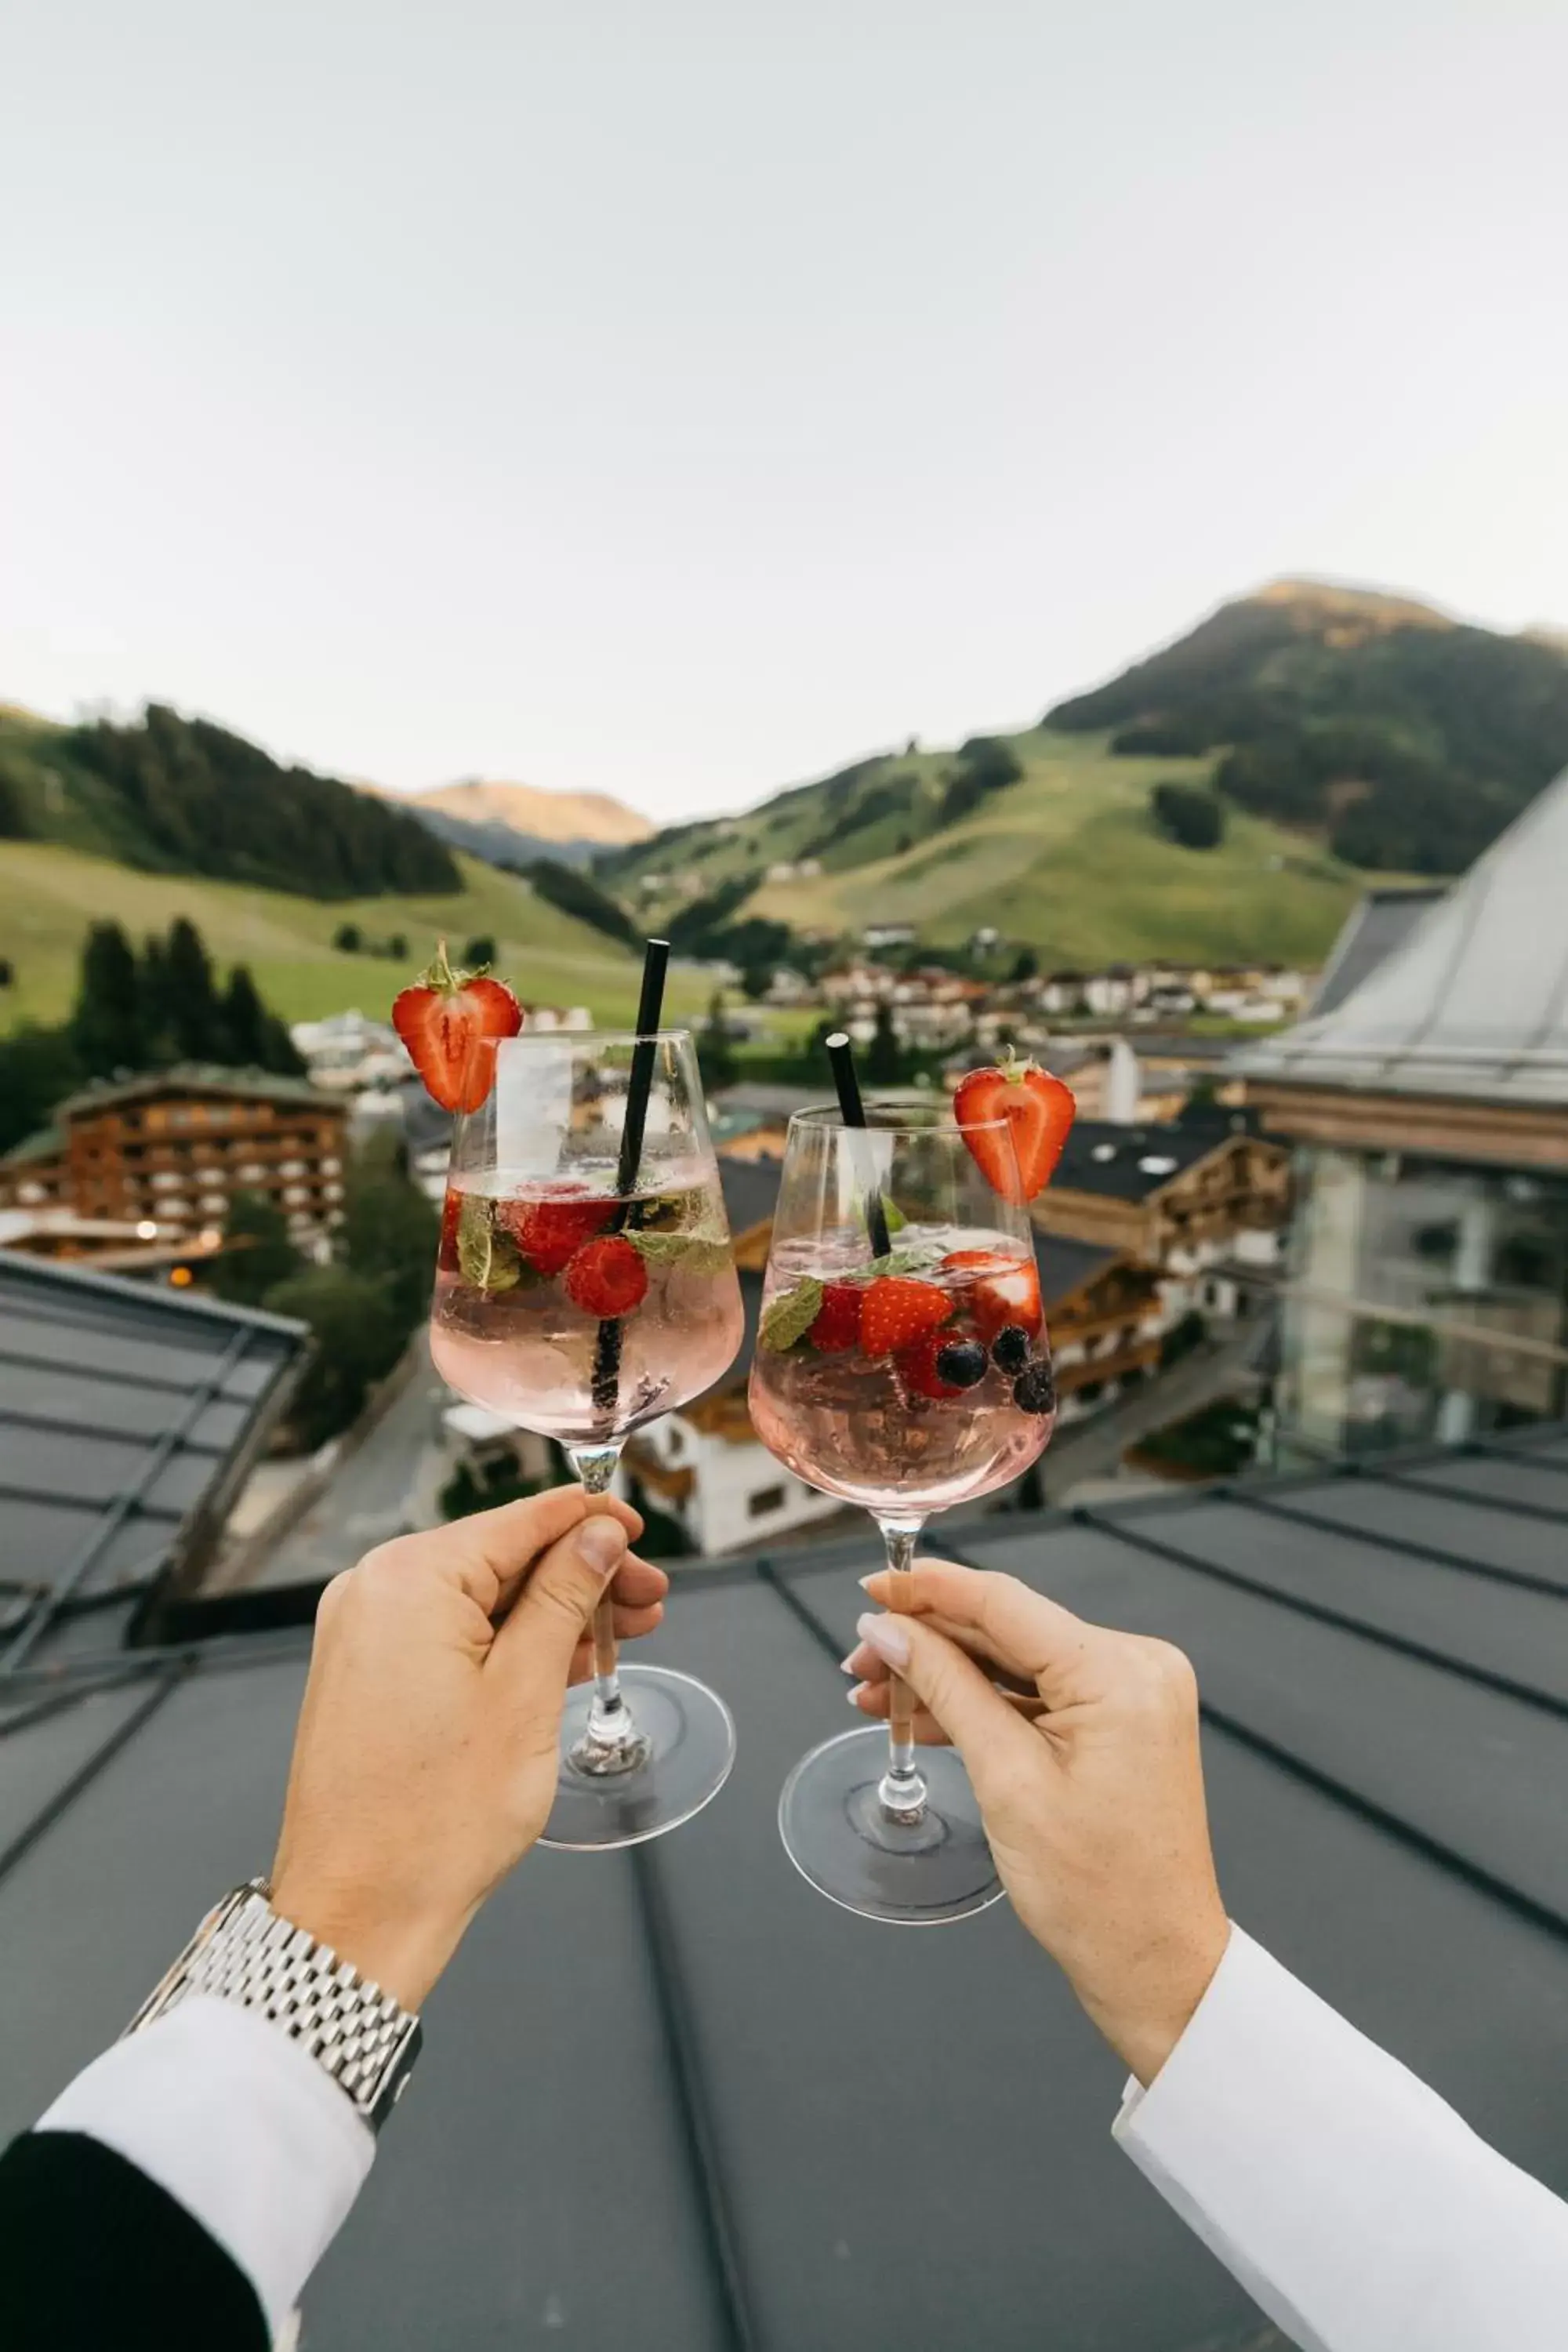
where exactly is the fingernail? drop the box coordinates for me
[858,1573,879,1592]
[847,1683,867,1707]
[837,1652,858,1676]
[576,1519,626,1573]
[856,1611,909,1667]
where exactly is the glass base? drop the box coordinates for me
[539,1665,736,1851]
[778,1726,1005,1924]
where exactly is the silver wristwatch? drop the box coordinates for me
[125,1879,423,2134]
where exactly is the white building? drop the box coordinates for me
[623,1391,843,1555]
[290,1010,407,1091]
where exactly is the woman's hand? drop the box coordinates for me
[271,1488,665,2009]
[848,1559,1229,2085]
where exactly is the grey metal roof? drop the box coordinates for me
[1233,767,1568,1105]
[1308,886,1447,1018]
[0,1251,307,1668]
[4,1425,1568,2347]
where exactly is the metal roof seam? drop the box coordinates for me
[1076,1511,1568,1726]
[1369,1464,1568,1530]
[1199,1703,1568,1947]
[3,1326,256,1673]
[628,1845,761,2352]
[0,1661,191,1889]
[1227,1489,1568,1601]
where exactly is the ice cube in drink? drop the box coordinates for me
[430,1167,744,1443]
[747,1228,1055,1515]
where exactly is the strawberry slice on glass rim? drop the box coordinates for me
[392,938,523,1113]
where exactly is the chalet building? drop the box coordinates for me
[0,1069,350,1248]
[1036,1236,1162,1424]
[1033,1112,1291,1328]
[1232,776,1568,1461]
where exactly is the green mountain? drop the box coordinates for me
[601,580,1568,964]
[0,701,459,900]
[1048,579,1568,873]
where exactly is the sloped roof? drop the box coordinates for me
[1308,886,1447,1018]
[4,1426,1568,2344]
[0,1252,307,1668]
[1047,1114,1258,1204]
[1033,1232,1120,1302]
[1233,769,1568,1105]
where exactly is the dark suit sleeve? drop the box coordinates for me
[0,2131,269,2352]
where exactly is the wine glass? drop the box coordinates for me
[748,1102,1056,1922]
[430,1028,746,1848]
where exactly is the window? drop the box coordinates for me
[748,1484,787,1519]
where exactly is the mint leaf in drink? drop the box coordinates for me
[457,1196,523,1292]
[882,1199,908,1233]
[759,1276,824,1352]
[630,1229,732,1276]
[637,1185,710,1233]
[860,1244,942,1280]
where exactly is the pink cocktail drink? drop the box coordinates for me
[431,1166,744,1443]
[747,1225,1055,1515]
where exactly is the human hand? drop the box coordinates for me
[270,1488,665,2009]
[847,1560,1229,2085]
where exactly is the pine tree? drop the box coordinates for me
[209,1191,303,1306]
[262,1014,307,1076]
[220,965,268,1066]
[165,916,221,1060]
[697,990,738,1090]
[71,921,143,1076]
[866,1000,903,1084]
[138,934,179,1065]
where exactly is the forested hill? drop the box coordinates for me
[0,702,461,901]
[1047,579,1568,873]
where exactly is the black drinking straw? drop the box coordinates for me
[825,1029,891,1260]
[591,939,670,1418]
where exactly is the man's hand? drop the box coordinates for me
[848,1560,1229,2085]
[271,1489,666,2009]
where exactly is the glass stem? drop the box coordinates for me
[565,1442,646,1766]
[874,1515,928,1820]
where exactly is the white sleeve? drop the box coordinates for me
[1114,1926,1568,2351]
[35,1992,375,2343]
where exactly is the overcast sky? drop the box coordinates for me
[3,0,1566,822]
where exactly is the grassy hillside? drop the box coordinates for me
[1049,579,1568,873]
[0,844,713,1036]
[611,729,1364,967]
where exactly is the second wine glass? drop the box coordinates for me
[748,1102,1056,1922]
[430,1027,745,1849]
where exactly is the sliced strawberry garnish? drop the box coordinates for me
[564,1234,649,1318]
[895,1325,968,1400]
[859,1275,951,1358]
[808,1281,865,1354]
[392,938,523,1113]
[953,1054,1076,1201]
[437,1186,463,1272]
[939,1248,1044,1344]
[502,1192,616,1275]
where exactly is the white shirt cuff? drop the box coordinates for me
[37,1992,374,2343]
[1113,1925,1568,2352]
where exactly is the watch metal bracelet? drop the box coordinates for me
[125,1879,422,2134]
